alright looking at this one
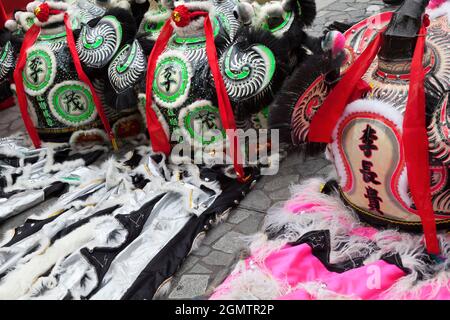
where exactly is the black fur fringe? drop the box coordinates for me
[268,52,341,145]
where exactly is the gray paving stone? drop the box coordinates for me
[190,264,213,274]
[227,208,251,224]
[239,190,271,211]
[317,0,338,10]
[300,157,332,177]
[280,152,304,168]
[0,109,21,125]
[268,188,291,201]
[192,245,212,257]
[212,231,246,254]
[317,10,330,18]
[169,275,210,299]
[330,2,352,11]
[202,223,234,245]
[207,268,232,295]
[235,213,264,235]
[203,251,235,266]
[263,174,299,192]
[315,164,335,178]
[177,256,199,274]
[10,120,25,133]
[279,165,302,176]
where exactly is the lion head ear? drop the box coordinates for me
[282,0,316,27]
[233,2,255,26]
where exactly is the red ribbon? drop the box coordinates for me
[144,18,173,155]
[13,13,118,150]
[145,10,247,182]
[307,17,440,254]
[403,22,440,254]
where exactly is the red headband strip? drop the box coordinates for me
[308,15,439,254]
[13,9,118,151]
[145,6,247,182]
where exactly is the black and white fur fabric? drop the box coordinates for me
[0,135,257,300]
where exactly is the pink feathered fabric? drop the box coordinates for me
[211,179,450,300]
[429,0,447,9]
[211,243,407,300]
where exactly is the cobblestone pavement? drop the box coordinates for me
[0,0,390,300]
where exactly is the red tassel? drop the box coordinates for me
[64,14,118,151]
[308,32,383,143]
[403,21,439,254]
[13,24,42,148]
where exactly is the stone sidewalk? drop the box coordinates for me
[166,0,388,299]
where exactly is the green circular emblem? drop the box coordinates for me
[182,102,225,146]
[48,81,97,126]
[23,47,56,96]
[153,54,191,108]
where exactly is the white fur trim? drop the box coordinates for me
[143,9,171,23]
[4,20,18,31]
[69,129,109,149]
[0,216,114,299]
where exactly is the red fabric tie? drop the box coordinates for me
[145,11,246,182]
[144,19,173,155]
[403,22,439,254]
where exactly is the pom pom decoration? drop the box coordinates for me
[34,3,50,22]
[171,5,191,27]
[321,30,346,58]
